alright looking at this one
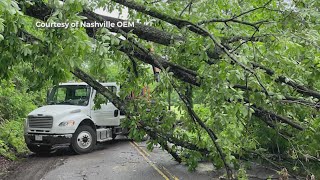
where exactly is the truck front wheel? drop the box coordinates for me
[71,125,96,154]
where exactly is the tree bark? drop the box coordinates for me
[247,100,304,131]
[20,0,183,46]
[83,11,184,45]
[21,0,200,86]
[117,39,200,86]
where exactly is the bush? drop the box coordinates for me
[0,80,41,159]
[0,80,38,122]
[0,119,28,160]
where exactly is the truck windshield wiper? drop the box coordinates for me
[58,99,76,105]
[47,101,56,105]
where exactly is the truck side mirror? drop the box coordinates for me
[114,110,119,117]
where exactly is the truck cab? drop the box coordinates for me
[24,82,127,154]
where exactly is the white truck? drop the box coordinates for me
[24,82,128,154]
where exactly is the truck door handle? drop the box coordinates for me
[114,110,119,117]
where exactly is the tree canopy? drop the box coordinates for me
[0,0,320,178]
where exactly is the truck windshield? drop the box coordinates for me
[47,85,91,106]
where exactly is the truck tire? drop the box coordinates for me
[27,144,52,154]
[71,125,96,154]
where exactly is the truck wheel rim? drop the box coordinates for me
[77,131,92,149]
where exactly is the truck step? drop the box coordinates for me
[97,137,113,142]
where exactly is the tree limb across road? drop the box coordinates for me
[7,0,319,178]
[71,67,203,164]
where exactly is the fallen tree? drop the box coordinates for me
[1,0,319,178]
[20,0,320,100]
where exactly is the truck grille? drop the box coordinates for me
[28,116,53,129]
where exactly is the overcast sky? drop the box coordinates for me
[93,0,295,21]
[94,8,128,19]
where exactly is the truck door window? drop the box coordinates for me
[94,86,117,103]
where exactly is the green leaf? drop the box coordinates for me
[0,18,4,32]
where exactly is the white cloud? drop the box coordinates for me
[94,8,128,19]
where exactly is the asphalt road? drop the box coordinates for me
[2,136,280,180]
[2,137,219,180]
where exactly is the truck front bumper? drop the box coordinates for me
[24,133,73,148]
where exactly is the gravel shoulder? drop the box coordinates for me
[1,149,71,180]
[0,156,12,177]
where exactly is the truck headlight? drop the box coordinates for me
[59,120,75,127]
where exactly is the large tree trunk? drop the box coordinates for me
[20,0,199,86]
[21,0,183,46]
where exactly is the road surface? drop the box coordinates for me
[2,136,279,180]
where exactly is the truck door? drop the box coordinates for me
[91,86,120,126]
